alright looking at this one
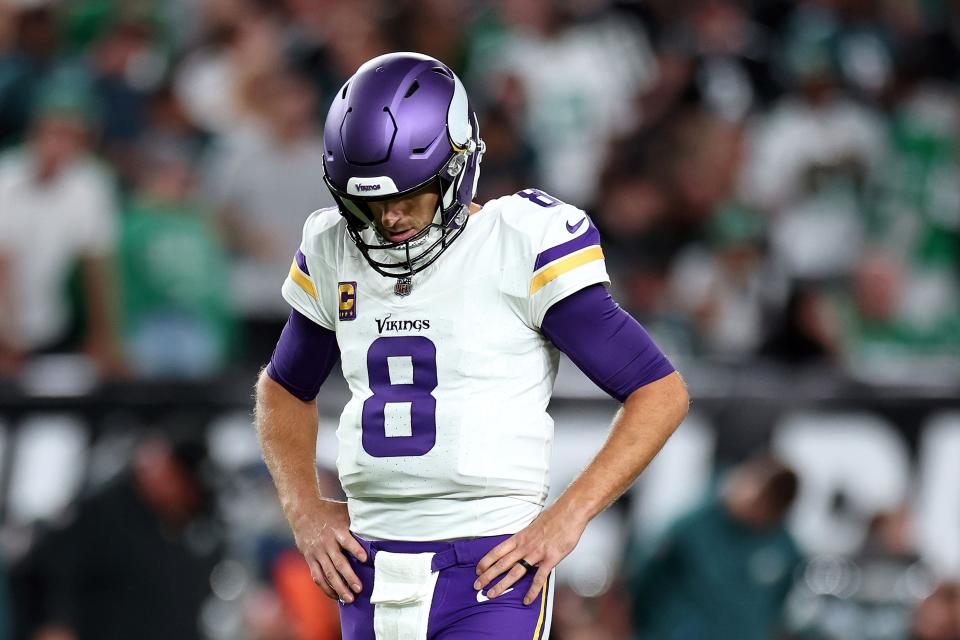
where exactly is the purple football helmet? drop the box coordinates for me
[322,52,485,278]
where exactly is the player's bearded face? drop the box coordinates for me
[367,185,440,245]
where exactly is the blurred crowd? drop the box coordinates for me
[0,0,958,382]
[2,0,960,639]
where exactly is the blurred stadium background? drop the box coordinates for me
[0,0,959,638]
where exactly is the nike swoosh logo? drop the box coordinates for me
[476,587,513,603]
[566,218,586,234]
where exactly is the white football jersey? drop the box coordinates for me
[282,189,609,541]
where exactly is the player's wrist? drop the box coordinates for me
[279,487,325,525]
[288,494,348,528]
[550,493,594,530]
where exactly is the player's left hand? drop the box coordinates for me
[473,503,587,606]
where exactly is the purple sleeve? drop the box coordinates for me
[540,284,675,402]
[265,310,340,401]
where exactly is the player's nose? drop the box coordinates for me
[380,202,405,228]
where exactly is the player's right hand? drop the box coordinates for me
[291,498,367,603]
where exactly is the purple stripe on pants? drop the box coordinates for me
[340,534,552,639]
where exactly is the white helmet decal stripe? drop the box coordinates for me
[447,74,471,149]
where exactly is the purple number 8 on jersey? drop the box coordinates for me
[362,336,438,457]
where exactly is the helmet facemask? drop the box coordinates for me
[324,134,482,279]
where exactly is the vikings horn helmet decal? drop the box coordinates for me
[322,52,485,278]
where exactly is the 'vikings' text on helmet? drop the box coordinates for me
[322,52,485,278]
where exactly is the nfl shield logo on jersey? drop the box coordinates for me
[338,282,357,320]
[394,276,413,297]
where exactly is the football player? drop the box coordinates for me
[255,52,689,640]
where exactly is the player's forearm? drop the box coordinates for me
[554,371,689,526]
[254,370,326,528]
